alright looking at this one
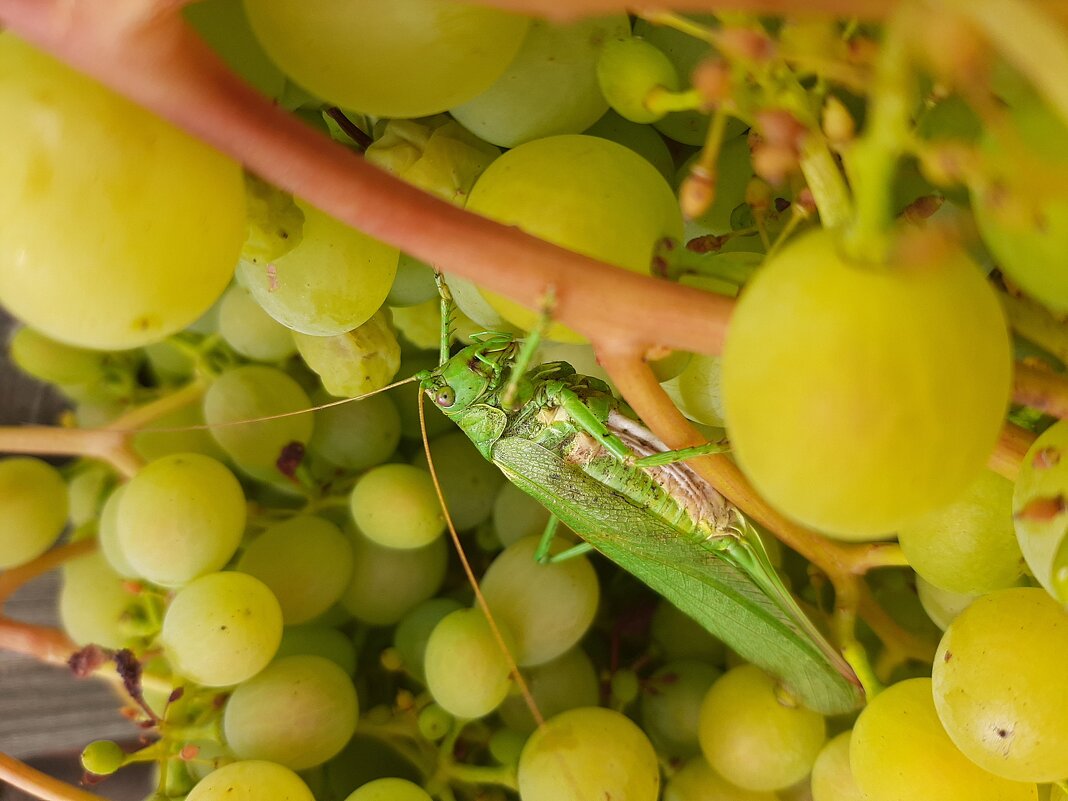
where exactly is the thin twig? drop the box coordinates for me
[0,427,141,478]
[1013,362,1068,422]
[0,752,103,801]
[989,422,1035,482]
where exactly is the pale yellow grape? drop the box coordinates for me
[640,660,721,758]
[661,354,726,427]
[116,453,246,587]
[131,402,228,464]
[584,110,675,182]
[340,529,447,626]
[492,482,551,547]
[498,646,601,735]
[97,485,138,578]
[916,575,977,631]
[161,572,283,687]
[349,464,444,550]
[697,664,826,792]
[412,432,505,531]
[237,516,354,625]
[651,599,727,664]
[66,464,112,528]
[223,655,358,770]
[237,200,398,337]
[1012,419,1068,600]
[393,598,465,682]
[480,535,600,666]
[186,760,314,801]
[664,756,777,801]
[423,608,515,719]
[721,229,1011,539]
[275,626,357,676]
[9,327,106,387]
[243,0,530,118]
[898,470,1024,594]
[344,778,432,801]
[466,135,684,342]
[0,457,68,569]
[810,732,865,801]
[59,551,132,649]
[218,285,296,362]
[597,36,679,124]
[850,678,1038,801]
[932,588,1068,783]
[293,312,400,399]
[0,34,244,350]
[517,707,660,801]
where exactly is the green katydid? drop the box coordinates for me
[412,291,865,716]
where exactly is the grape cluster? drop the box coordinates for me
[1,3,1068,801]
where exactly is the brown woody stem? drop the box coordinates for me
[0,539,96,612]
[0,427,141,478]
[0,752,103,801]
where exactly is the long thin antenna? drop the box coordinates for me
[418,391,545,728]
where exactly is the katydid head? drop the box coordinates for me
[419,333,518,416]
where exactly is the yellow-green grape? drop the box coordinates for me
[664,756,777,801]
[393,598,465,682]
[237,516,354,625]
[898,470,1024,595]
[9,326,107,387]
[275,626,357,676]
[223,655,358,770]
[640,660,722,759]
[517,707,660,801]
[183,0,286,99]
[498,646,601,735]
[349,464,445,550]
[388,255,439,308]
[1050,786,1068,801]
[0,34,244,350]
[308,391,400,472]
[1013,419,1068,601]
[932,588,1068,783]
[584,110,675,183]
[217,285,297,363]
[721,229,1011,539]
[916,575,978,631]
[810,731,865,801]
[97,485,137,578]
[697,664,826,792]
[851,678,1039,801]
[651,599,727,665]
[81,740,125,777]
[116,453,246,587]
[452,16,630,147]
[237,199,398,337]
[340,529,447,626]
[186,760,314,801]
[59,551,133,649]
[293,312,400,398]
[679,135,755,238]
[161,572,283,687]
[132,402,228,464]
[412,432,505,531]
[465,134,684,342]
[390,300,442,351]
[66,464,113,528]
[0,457,68,569]
[344,778,432,801]
[597,36,679,124]
[243,0,530,118]
[493,482,552,547]
[480,536,600,667]
[203,365,313,482]
[661,354,726,427]
[423,608,515,719]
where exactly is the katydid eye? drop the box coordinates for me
[435,387,456,407]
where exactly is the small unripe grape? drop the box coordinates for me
[81,740,125,776]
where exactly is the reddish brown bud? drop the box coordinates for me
[752,144,798,186]
[1014,495,1067,522]
[716,27,776,63]
[756,109,807,153]
[680,166,716,220]
[692,58,732,107]
[1033,447,1062,470]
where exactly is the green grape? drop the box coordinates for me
[660,354,726,428]
[1013,419,1068,601]
[132,401,229,464]
[161,572,283,687]
[203,365,314,482]
[308,392,400,472]
[451,15,630,147]
[1051,786,1068,801]
[186,760,314,801]
[66,464,114,528]
[340,529,447,626]
[480,535,600,667]
[697,664,826,792]
[183,0,286,99]
[97,485,137,578]
[0,34,244,350]
[424,608,515,719]
[344,778,433,801]
[81,740,125,776]
[9,326,107,386]
[0,457,68,569]
[583,110,675,183]
[223,655,358,771]
[663,756,777,801]
[932,588,1068,783]
[488,728,527,767]
[217,285,297,363]
[293,312,400,398]
[651,600,727,665]
[517,707,660,801]
[810,731,865,801]
[916,575,977,631]
[388,256,440,308]
[393,598,464,682]
[236,199,398,337]
[391,300,445,351]
[116,453,246,587]
[898,470,1024,594]
[275,625,357,676]
[851,678,1039,801]
[493,482,552,548]
[498,646,601,735]
[597,35,679,124]
[412,432,505,531]
[238,515,354,625]
[721,228,1011,539]
[465,134,684,342]
[325,736,422,799]
[640,660,722,759]
[349,464,445,550]
[59,551,133,649]
[243,0,530,118]
[678,135,755,238]
[418,704,454,741]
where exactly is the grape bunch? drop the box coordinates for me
[1,2,1068,801]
